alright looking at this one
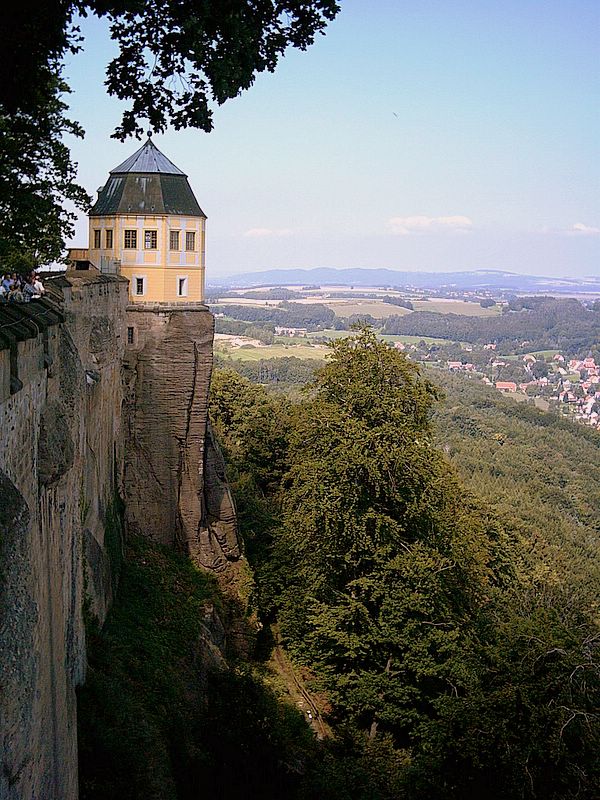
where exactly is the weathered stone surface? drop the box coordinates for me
[0,273,128,800]
[203,423,239,564]
[0,471,39,800]
[1,276,242,799]
[123,304,242,586]
[37,401,74,486]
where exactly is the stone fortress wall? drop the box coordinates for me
[0,272,128,800]
[0,271,240,800]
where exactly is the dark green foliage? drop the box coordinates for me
[78,534,321,800]
[214,353,321,387]
[0,68,90,268]
[432,370,600,606]
[2,1,338,264]
[273,331,503,743]
[382,295,414,309]
[382,298,600,356]
[215,317,276,343]
[78,535,217,798]
[100,0,340,139]
[209,335,600,798]
[81,333,600,799]
[210,301,336,330]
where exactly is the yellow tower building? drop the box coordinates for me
[88,136,206,303]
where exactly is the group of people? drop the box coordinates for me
[0,271,45,303]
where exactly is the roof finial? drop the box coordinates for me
[146,129,152,140]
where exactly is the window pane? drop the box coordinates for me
[177,277,188,297]
[185,231,196,251]
[135,277,144,295]
[169,230,180,250]
[144,230,157,249]
[94,229,101,248]
[105,229,113,248]
[124,230,137,249]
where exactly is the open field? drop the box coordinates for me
[526,349,561,359]
[210,294,501,320]
[512,392,550,411]
[379,333,459,345]
[308,330,454,345]
[317,300,413,318]
[214,341,329,361]
[212,298,282,307]
[411,299,501,316]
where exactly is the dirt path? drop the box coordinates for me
[268,625,331,740]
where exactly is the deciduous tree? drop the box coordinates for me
[1,0,339,266]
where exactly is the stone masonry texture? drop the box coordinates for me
[0,276,241,800]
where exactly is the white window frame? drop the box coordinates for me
[124,229,137,249]
[169,230,180,250]
[132,274,147,297]
[177,275,189,298]
[185,231,196,251]
[144,229,158,250]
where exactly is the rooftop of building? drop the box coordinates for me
[90,136,206,218]
[110,136,186,176]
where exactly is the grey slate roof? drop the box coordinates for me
[90,138,206,218]
[110,138,186,176]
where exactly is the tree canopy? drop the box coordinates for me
[1,0,339,267]
[208,329,600,798]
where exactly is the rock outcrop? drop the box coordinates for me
[123,303,241,587]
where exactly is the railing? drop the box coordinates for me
[99,256,121,275]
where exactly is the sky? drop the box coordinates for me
[63,0,600,280]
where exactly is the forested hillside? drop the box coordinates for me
[382,297,600,355]
[209,331,600,799]
[433,371,600,604]
[79,333,600,799]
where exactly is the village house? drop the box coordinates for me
[274,326,308,337]
[496,381,517,393]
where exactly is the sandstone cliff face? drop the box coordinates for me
[0,273,128,800]
[123,304,241,587]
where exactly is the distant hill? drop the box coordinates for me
[209,267,600,294]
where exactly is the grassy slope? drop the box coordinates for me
[77,536,316,800]
[412,299,500,316]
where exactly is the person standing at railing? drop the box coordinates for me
[33,274,45,296]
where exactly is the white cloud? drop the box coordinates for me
[567,222,600,236]
[388,215,473,236]
[243,227,294,238]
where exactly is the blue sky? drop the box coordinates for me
[63,1,599,279]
